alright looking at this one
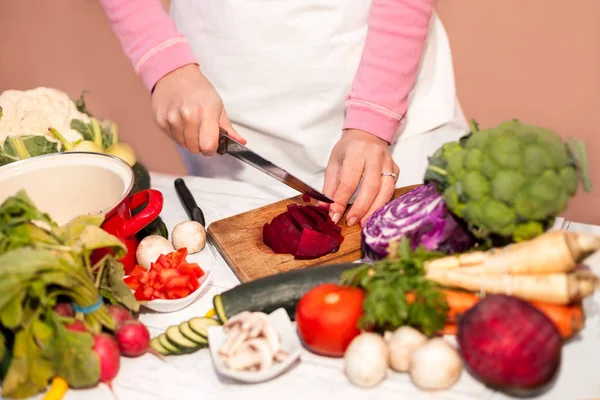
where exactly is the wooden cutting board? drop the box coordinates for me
[207,185,420,282]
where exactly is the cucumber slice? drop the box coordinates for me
[150,337,170,355]
[158,334,181,354]
[179,321,208,345]
[189,317,221,338]
[166,325,201,350]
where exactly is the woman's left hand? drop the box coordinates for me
[321,129,399,227]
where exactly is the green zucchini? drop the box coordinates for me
[188,317,221,338]
[179,321,208,345]
[214,262,361,323]
[150,337,170,355]
[165,325,201,350]
[131,162,151,194]
[158,334,181,354]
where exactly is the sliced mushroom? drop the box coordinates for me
[224,345,262,371]
[224,329,250,357]
[219,324,242,356]
[241,313,266,338]
[258,324,280,354]
[274,350,289,363]
[223,311,252,332]
[245,338,274,370]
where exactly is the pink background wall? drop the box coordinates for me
[1,0,598,224]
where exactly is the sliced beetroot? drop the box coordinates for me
[295,228,344,260]
[263,223,289,253]
[458,294,562,396]
[287,205,316,230]
[302,193,311,202]
[300,205,328,223]
[270,213,301,252]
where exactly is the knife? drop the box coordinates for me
[174,178,218,258]
[217,128,334,203]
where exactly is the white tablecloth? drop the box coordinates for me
[43,173,600,400]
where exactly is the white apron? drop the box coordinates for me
[170,0,469,190]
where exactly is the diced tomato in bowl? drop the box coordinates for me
[123,248,213,312]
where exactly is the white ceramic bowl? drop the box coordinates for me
[142,268,213,313]
[0,152,133,225]
[207,308,302,383]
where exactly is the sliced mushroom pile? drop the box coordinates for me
[219,311,288,372]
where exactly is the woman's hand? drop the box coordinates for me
[152,64,246,155]
[321,129,399,227]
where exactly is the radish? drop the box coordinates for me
[55,302,75,318]
[115,320,150,357]
[66,320,87,332]
[106,305,135,327]
[93,333,121,394]
[458,294,562,397]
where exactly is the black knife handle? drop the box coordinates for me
[217,128,229,155]
[174,178,206,226]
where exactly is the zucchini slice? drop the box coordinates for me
[188,317,221,338]
[150,337,170,355]
[215,262,360,321]
[166,325,201,350]
[180,321,208,345]
[158,334,181,354]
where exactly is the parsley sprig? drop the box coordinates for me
[340,237,449,336]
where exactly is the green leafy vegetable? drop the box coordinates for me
[341,237,448,336]
[0,136,59,166]
[0,191,136,398]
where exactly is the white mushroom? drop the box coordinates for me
[223,311,252,332]
[245,338,274,370]
[386,326,428,372]
[409,338,463,390]
[135,235,175,270]
[241,313,266,337]
[171,221,206,254]
[344,333,389,388]
[224,344,262,371]
[274,350,289,363]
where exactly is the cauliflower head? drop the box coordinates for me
[0,87,91,148]
[425,119,592,242]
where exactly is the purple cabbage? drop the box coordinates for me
[361,183,473,260]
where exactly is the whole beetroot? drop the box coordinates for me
[115,320,150,357]
[457,294,562,396]
[93,333,121,384]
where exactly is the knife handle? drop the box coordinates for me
[174,178,206,226]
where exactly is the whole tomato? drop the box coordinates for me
[295,283,365,357]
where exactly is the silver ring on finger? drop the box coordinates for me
[381,171,398,182]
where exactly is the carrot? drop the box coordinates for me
[432,289,585,339]
[425,230,600,275]
[425,268,598,305]
[440,324,458,336]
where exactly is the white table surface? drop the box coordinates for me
[33,173,600,400]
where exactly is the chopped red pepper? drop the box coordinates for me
[124,247,205,301]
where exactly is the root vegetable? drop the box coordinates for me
[115,320,150,357]
[65,320,87,333]
[385,326,427,372]
[425,231,600,275]
[425,269,598,305]
[409,338,462,390]
[106,305,135,327]
[136,235,175,270]
[106,142,137,167]
[171,221,206,254]
[54,302,74,318]
[344,333,389,388]
[458,294,562,396]
[93,333,121,385]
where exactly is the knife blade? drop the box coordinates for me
[174,178,218,258]
[217,128,333,203]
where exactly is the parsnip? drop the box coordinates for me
[425,231,600,275]
[425,269,598,305]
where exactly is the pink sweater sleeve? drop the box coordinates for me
[98,0,198,91]
[343,0,435,144]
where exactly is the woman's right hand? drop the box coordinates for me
[152,64,246,155]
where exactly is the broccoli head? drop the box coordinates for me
[424,119,592,243]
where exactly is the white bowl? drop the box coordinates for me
[207,308,302,383]
[0,152,133,225]
[142,269,213,313]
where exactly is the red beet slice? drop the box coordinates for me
[302,193,311,202]
[295,228,343,260]
[457,294,562,396]
[287,205,316,230]
[300,205,328,223]
[270,213,301,253]
[262,223,289,253]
